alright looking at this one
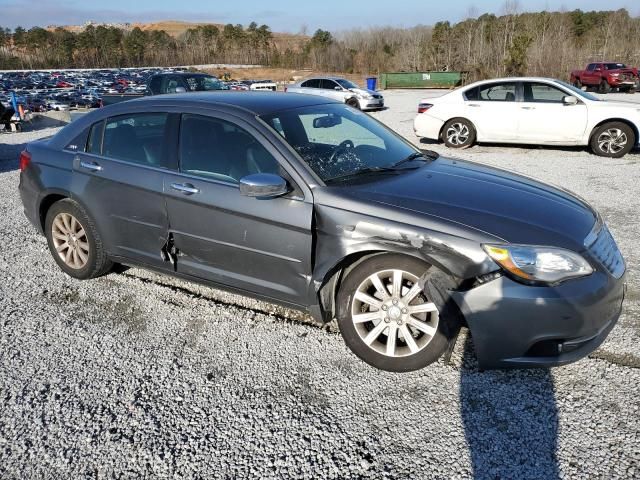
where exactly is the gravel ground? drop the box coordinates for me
[1,91,639,479]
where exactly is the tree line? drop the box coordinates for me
[1,7,640,82]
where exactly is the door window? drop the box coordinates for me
[466,82,517,102]
[179,114,282,183]
[587,63,596,72]
[320,79,340,90]
[102,113,169,167]
[301,79,320,88]
[523,83,569,103]
[86,120,104,154]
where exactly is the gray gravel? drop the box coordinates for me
[1,92,639,479]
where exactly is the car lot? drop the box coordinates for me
[0,89,639,479]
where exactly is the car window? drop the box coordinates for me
[147,75,162,94]
[179,114,282,184]
[523,82,568,103]
[86,120,104,155]
[320,79,339,90]
[103,113,169,167]
[587,64,596,72]
[604,63,625,70]
[474,82,517,102]
[301,79,320,88]
[261,104,418,182]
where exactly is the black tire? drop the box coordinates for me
[589,122,635,158]
[442,118,476,149]
[573,78,582,89]
[346,98,360,110]
[336,254,453,372]
[599,80,611,94]
[45,199,113,279]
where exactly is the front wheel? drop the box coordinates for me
[573,78,582,89]
[442,118,476,149]
[336,254,450,372]
[599,80,611,94]
[590,122,635,158]
[346,98,360,110]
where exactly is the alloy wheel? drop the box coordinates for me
[51,212,90,269]
[597,128,627,154]
[351,269,439,357]
[446,123,470,146]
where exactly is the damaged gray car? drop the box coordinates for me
[19,92,626,371]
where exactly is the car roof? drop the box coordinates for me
[124,91,340,116]
[462,77,564,89]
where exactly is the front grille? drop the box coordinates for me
[372,94,382,99]
[585,224,625,278]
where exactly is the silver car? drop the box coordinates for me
[286,77,384,110]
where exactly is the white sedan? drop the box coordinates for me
[413,77,640,157]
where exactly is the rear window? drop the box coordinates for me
[102,113,169,167]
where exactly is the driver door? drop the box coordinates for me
[162,111,314,305]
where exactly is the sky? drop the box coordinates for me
[1,0,638,32]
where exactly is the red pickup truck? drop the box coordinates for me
[570,62,639,93]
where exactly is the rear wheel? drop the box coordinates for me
[590,122,635,158]
[573,78,582,89]
[442,118,476,149]
[336,254,450,372]
[45,199,113,279]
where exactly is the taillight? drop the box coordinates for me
[19,150,31,171]
[418,103,433,113]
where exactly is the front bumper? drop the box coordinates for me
[451,271,625,369]
[359,98,384,110]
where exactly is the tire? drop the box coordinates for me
[336,254,452,372]
[573,78,582,89]
[442,118,476,149]
[45,199,113,279]
[599,80,611,94]
[589,122,635,158]
[346,98,360,110]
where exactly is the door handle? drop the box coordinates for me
[468,103,481,107]
[171,183,200,195]
[521,106,535,110]
[79,160,103,172]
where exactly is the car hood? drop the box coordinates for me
[333,157,597,251]
[350,88,379,97]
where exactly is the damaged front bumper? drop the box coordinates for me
[450,271,626,369]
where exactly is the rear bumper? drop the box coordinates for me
[414,114,444,140]
[18,170,44,234]
[451,271,626,369]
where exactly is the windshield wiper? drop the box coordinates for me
[391,150,438,169]
[325,166,405,183]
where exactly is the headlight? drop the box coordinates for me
[483,244,593,284]
[356,93,373,100]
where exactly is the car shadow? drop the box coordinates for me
[459,334,559,479]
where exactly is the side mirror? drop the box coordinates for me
[175,86,186,93]
[563,95,578,105]
[334,86,342,91]
[239,173,289,199]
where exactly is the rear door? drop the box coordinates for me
[463,81,520,141]
[517,81,587,143]
[71,111,177,269]
[162,111,314,305]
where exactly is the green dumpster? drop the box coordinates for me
[379,71,464,89]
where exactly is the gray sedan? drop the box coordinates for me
[18,92,625,371]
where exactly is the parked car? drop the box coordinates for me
[19,92,625,372]
[286,77,384,110]
[101,72,228,106]
[414,77,640,158]
[47,100,70,111]
[249,80,277,91]
[570,62,639,93]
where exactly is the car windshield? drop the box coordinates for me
[185,76,226,91]
[556,80,600,101]
[336,79,358,89]
[261,104,432,183]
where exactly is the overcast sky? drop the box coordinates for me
[2,0,638,32]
